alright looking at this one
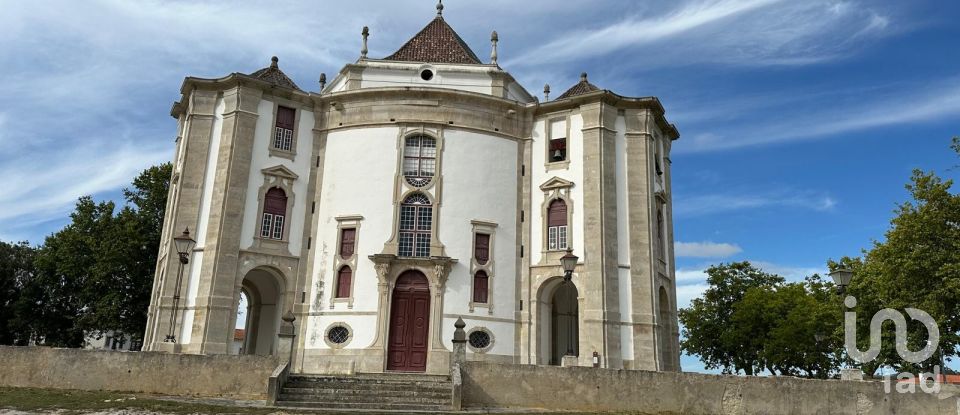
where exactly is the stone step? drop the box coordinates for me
[278,392,449,405]
[287,374,449,385]
[281,386,450,399]
[283,380,450,392]
[276,400,450,411]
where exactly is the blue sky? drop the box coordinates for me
[0,1,957,372]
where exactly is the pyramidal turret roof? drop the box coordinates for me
[555,72,600,100]
[249,56,301,90]
[384,3,482,65]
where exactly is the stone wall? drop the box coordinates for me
[0,346,280,400]
[462,362,960,414]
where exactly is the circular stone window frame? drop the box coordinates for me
[466,326,495,354]
[323,322,354,349]
[418,64,436,82]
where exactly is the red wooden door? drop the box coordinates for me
[387,271,431,372]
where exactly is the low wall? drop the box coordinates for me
[0,346,280,400]
[463,362,960,414]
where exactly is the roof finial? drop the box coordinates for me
[544,84,550,101]
[360,26,369,60]
[490,31,499,65]
[270,56,279,69]
[580,72,588,82]
[319,73,327,90]
[436,0,443,16]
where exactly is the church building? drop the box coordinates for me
[143,2,681,375]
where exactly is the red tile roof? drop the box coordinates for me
[384,17,482,64]
[249,56,301,90]
[556,73,600,100]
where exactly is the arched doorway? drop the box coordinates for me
[387,270,431,372]
[234,267,284,356]
[657,286,673,370]
[551,282,579,365]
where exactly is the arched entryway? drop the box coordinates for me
[387,270,431,372]
[550,282,579,365]
[233,267,284,356]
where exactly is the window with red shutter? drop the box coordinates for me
[273,106,295,151]
[261,187,287,240]
[547,199,568,250]
[474,233,490,265]
[473,271,488,303]
[340,228,356,258]
[336,266,352,298]
[549,138,567,162]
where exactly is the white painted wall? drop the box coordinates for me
[360,66,493,95]
[239,99,315,257]
[530,114,585,266]
[307,126,399,349]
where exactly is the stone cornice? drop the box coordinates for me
[538,90,680,140]
[171,73,313,118]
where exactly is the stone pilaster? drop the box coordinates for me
[579,102,622,369]
[145,89,217,352]
[188,86,263,354]
[623,108,658,370]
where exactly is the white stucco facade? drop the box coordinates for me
[144,7,681,375]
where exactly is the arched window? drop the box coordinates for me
[547,199,568,250]
[398,193,432,257]
[473,271,489,303]
[261,187,287,239]
[335,266,352,298]
[657,209,665,259]
[403,135,436,187]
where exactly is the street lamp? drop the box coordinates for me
[829,268,853,295]
[165,228,196,343]
[560,248,578,282]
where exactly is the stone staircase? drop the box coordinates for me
[275,372,453,411]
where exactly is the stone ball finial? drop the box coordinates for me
[580,72,588,82]
[362,26,369,36]
[453,316,466,343]
[282,310,296,323]
[491,30,498,41]
[319,73,327,89]
[270,56,279,68]
[437,0,444,16]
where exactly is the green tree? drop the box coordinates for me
[6,163,171,347]
[0,241,35,345]
[678,262,784,375]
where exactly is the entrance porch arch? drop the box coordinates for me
[233,266,286,356]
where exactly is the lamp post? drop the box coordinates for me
[560,248,578,282]
[829,268,853,295]
[164,228,196,343]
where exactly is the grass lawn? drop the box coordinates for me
[0,387,276,414]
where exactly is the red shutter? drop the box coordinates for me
[548,199,567,227]
[549,138,567,151]
[264,187,287,215]
[473,271,488,303]
[276,106,295,130]
[340,228,356,258]
[336,267,352,298]
[474,234,490,264]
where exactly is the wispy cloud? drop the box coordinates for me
[677,78,960,152]
[507,0,891,68]
[675,190,836,217]
[675,241,743,258]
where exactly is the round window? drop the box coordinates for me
[420,69,434,81]
[327,326,350,344]
[468,330,491,350]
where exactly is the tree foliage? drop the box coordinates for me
[0,163,170,347]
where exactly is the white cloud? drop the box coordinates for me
[674,190,836,217]
[508,0,891,68]
[676,282,710,309]
[675,241,743,258]
[677,78,960,152]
